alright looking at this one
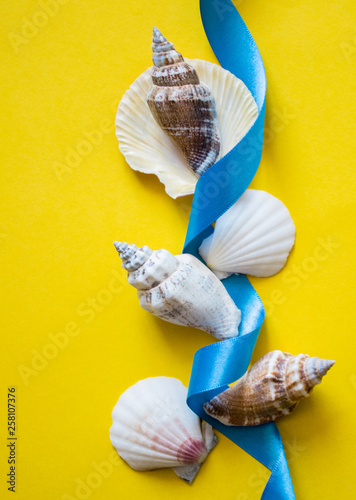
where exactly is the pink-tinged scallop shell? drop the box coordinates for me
[110,377,217,482]
[204,350,335,426]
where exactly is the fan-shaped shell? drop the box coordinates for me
[204,351,335,426]
[198,189,296,278]
[110,377,217,482]
[116,59,258,198]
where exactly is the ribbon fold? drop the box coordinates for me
[183,1,296,498]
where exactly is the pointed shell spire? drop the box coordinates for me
[204,351,335,426]
[114,242,179,290]
[147,28,221,177]
[286,354,335,401]
[114,242,153,272]
[151,27,185,69]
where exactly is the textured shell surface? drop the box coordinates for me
[204,350,335,426]
[110,377,217,482]
[116,50,258,198]
[114,242,241,340]
[147,28,220,178]
[198,189,296,279]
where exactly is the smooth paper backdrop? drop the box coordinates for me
[1,0,355,498]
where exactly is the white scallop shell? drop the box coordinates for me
[116,59,258,198]
[198,190,296,278]
[110,377,217,482]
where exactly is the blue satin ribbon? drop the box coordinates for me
[183,1,296,498]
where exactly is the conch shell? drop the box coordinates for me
[147,27,220,177]
[116,58,258,198]
[110,377,217,482]
[114,242,241,340]
[204,350,335,426]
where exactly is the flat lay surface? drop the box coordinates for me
[1,0,355,498]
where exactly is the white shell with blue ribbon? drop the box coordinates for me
[198,190,296,278]
[110,377,217,482]
[116,59,258,198]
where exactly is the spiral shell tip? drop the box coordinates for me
[114,241,137,262]
[152,27,165,42]
[322,359,335,374]
[113,241,124,254]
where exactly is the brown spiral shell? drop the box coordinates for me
[146,27,220,177]
[204,350,335,426]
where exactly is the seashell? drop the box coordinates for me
[110,377,217,482]
[204,350,335,426]
[114,242,241,340]
[146,28,220,177]
[198,190,296,279]
[116,54,258,199]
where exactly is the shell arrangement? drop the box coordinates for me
[116,34,258,198]
[204,351,335,426]
[114,241,241,340]
[111,28,335,484]
[146,27,220,177]
[110,377,217,482]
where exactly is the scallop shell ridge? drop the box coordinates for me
[198,189,296,278]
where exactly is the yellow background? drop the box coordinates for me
[1,0,355,498]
